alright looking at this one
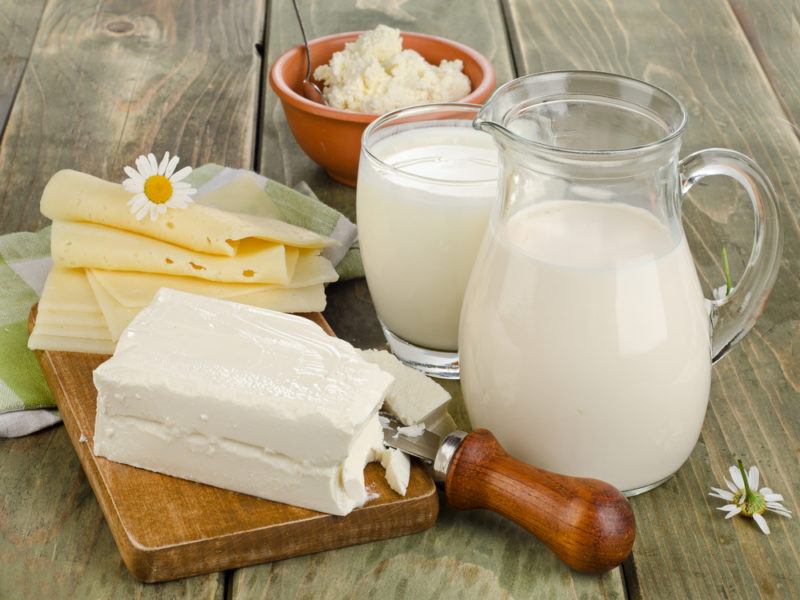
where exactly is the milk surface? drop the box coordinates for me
[459,200,711,491]
[357,126,498,351]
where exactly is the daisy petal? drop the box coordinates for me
[717,504,739,512]
[147,153,159,174]
[149,205,160,221]
[122,179,144,193]
[170,165,192,182]
[753,513,770,534]
[725,478,740,494]
[766,506,792,518]
[158,152,170,175]
[165,154,180,178]
[763,493,784,502]
[748,466,759,489]
[135,204,150,221]
[123,166,141,180]
[729,466,744,489]
[136,155,153,177]
[128,193,147,208]
[724,508,742,519]
[709,487,735,501]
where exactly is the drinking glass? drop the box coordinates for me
[358,104,499,378]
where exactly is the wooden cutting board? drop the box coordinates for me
[28,306,439,583]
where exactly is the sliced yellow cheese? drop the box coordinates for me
[86,269,326,340]
[85,271,141,340]
[198,173,283,220]
[36,266,99,314]
[29,268,116,353]
[86,253,337,309]
[31,322,114,340]
[35,309,107,328]
[52,221,300,285]
[41,170,336,255]
[229,285,326,313]
[28,332,115,355]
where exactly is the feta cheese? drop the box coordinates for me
[313,25,472,114]
[378,447,411,496]
[359,349,450,425]
[93,289,393,516]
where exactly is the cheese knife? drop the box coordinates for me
[380,413,635,575]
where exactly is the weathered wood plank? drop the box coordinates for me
[0,428,225,599]
[0,0,265,234]
[0,0,266,596]
[0,0,46,136]
[238,2,626,597]
[729,0,800,132]
[503,0,800,598]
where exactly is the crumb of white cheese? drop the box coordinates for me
[79,433,88,443]
[314,25,472,114]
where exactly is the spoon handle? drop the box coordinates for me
[443,429,636,574]
[290,0,313,80]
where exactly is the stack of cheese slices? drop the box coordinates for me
[28,170,339,354]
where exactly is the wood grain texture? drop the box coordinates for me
[0,0,265,234]
[0,427,226,600]
[504,0,800,598]
[0,0,267,596]
[237,1,628,597]
[729,0,800,132]
[29,306,437,583]
[0,0,46,136]
[445,430,635,575]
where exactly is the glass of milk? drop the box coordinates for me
[460,72,782,495]
[357,104,499,379]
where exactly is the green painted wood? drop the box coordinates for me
[0,0,267,596]
[0,427,225,599]
[729,0,800,132]
[236,2,628,597]
[0,0,265,234]
[0,0,47,136]
[503,0,800,598]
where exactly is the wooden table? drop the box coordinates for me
[0,1,797,598]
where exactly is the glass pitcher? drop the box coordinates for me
[459,71,782,495]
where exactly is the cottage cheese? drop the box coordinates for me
[313,25,471,114]
[93,289,393,515]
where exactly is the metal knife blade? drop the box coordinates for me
[379,412,441,463]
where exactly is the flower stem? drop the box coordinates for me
[737,459,752,496]
[722,246,732,296]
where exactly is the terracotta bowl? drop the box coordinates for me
[269,31,496,187]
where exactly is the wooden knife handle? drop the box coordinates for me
[444,429,635,574]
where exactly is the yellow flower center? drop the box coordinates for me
[143,175,173,204]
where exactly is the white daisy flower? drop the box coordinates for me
[122,152,196,221]
[710,460,792,534]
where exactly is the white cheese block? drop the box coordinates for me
[378,447,411,496]
[93,410,384,516]
[359,349,450,425]
[93,289,394,467]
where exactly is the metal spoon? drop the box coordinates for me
[291,0,325,104]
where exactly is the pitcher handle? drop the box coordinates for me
[679,148,782,363]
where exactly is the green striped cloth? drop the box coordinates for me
[0,165,362,437]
